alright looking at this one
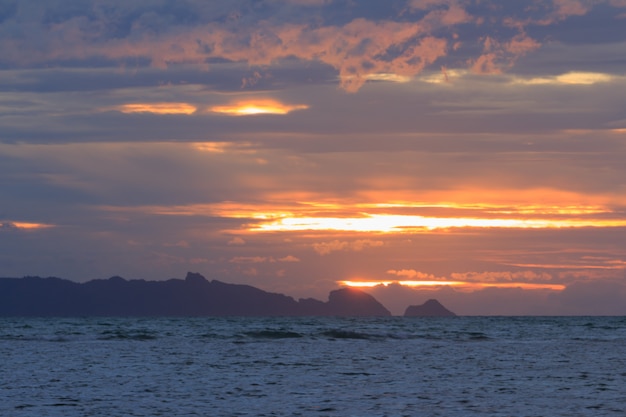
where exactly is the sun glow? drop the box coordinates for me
[210,99,308,116]
[338,280,566,291]
[250,213,626,233]
[513,71,616,85]
[99,199,626,233]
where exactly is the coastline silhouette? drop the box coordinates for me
[0,272,456,317]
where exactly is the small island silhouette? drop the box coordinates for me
[0,272,455,317]
[404,299,456,317]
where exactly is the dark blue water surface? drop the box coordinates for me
[1,316,625,416]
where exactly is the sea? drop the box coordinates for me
[1,316,625,417]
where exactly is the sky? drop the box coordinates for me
[1,0,626,315]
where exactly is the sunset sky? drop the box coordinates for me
[2,0,626,315]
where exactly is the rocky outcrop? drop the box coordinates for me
[325,287,391,316]
[0,272,390,317]
[404,299,456,317]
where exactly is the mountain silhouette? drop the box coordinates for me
[404,299,456,317]
[0,272,391,317]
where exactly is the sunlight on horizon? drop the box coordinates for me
[100,200,626,233]
[250,213,626,233]
[338,280,566,291]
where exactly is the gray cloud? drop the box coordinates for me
[1,1,626,314]
[2,1,624,91]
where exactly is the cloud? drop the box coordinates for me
[387,269,439,280]
[112,103,197,115]
[470,34,541,74]
[229,255,300,263]
[450,270,556,283]
[0,221,55,231]
[278,255,300,262]
[209,99,308,116]
[228,237,246,245]
[3,1,622,92]
[312,240,347,255]
[230,256,268,264]
[242,267,258,276]
[1,1,625,316]
[0,3,449,92]
[516,72,615,86]
[551,0,590,20]
[313,239,384,255]
[0,222,19,232]
[163,240,190,248]
[407,0,474,26]
[555,72,614,85]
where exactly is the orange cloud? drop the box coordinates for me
[251,213,626,233]
[114,103,197,115]
[191,142,257,153]
[1,14,453,92]
[230,256,268,264]
[450,270,555,283]
[514,72,617,86]
[552,0,590,19]
[278,255,300,262]
[5,1,620,91]
[101,191,626,235]
[345,268,570,292]
[507,262,626,270]
[387,269,439,280]
[312,239,384,255]
[504,0,595,29]
[385,269,563,287]
[409,0,474,26]
[228,237,246,245]
[229,255,301,263]
[1,221,55,231]
[210,99,308,116]
[470,34,541,74]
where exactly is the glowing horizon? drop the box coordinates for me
[97,199,626,233]
[338,280,566,291]
[249,213,626,233]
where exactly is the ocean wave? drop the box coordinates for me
[243,330,303,339]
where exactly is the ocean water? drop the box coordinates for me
[1,317,625,417]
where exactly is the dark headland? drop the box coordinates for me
[404,299,457,317]
[0,272,456,317]
[0,272,392,317]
